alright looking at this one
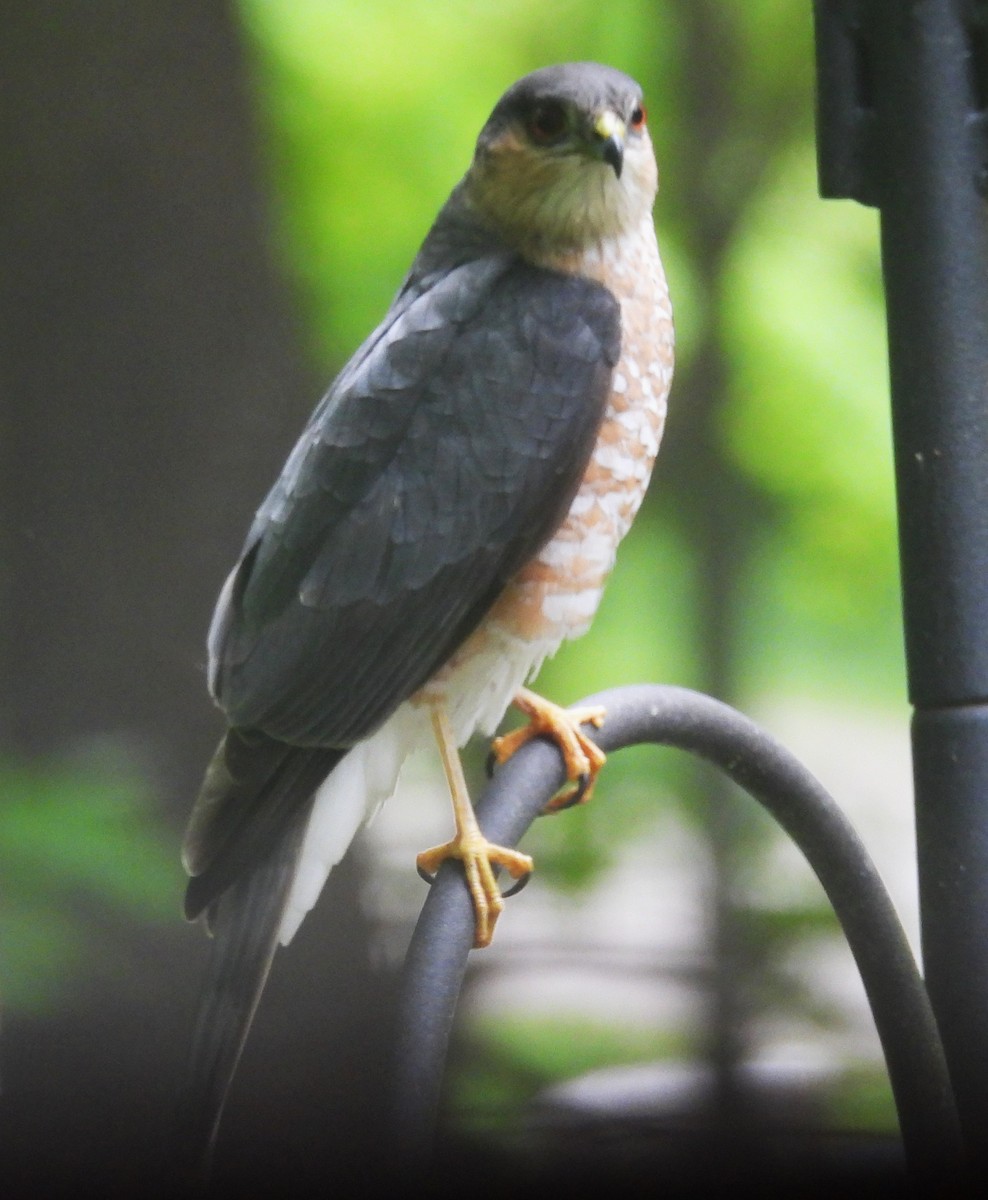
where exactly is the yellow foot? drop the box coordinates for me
[490,688,607,811]
[416,834,533,948]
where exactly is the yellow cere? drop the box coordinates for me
[593,110,626,141]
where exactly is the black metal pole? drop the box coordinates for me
[815,0,988,1175]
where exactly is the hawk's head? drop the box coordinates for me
[465,62,658,255]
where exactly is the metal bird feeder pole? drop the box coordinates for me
[815,0,988,1176]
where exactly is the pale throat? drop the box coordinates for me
[466,136,658,262]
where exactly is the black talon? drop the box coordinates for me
[501,872,531,899]
[485,748,497,777]
[540,772,591,814]
[417,864,437,886]
[552,792,581,813]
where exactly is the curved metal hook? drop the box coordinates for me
[389,683,964,1189]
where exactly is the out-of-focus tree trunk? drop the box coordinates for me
[0,4,390,1193]
[660,2,805,1161]
[0,1,309,777]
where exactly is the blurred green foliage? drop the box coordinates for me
[455,1012,691,1131]
[457,1013,896,1138]
[0,752,179,1012]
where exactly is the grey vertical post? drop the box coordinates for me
[815,0,988,1173]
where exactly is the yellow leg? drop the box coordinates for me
[490,687,607,811]
[416,702,533,949]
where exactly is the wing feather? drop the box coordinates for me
[210,256,620,746]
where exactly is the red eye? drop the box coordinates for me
[630,103,647,130]
[527,101,568,144]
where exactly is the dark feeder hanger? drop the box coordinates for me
[815,0,988,1181]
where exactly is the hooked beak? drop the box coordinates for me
[593,110,626,178]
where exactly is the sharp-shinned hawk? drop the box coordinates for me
[179,60,674,1158]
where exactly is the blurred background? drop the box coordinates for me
[0,1,914,1194]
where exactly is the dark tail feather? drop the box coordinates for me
[171,735,345,1188]
[170,801,309,1189]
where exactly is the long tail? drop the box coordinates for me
[171,733,342,1185]
[171,807,305,1184]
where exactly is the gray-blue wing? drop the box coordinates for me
[209,255,621,746]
